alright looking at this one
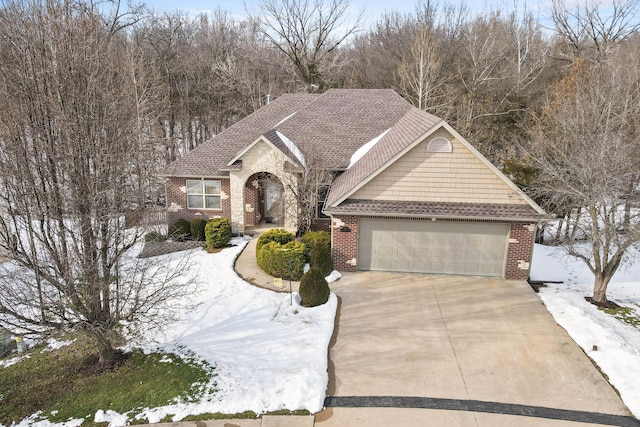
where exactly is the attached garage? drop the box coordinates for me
[358,219,509,277]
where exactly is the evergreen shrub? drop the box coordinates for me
[256,228,294,252]
[310,239,333,277]
[205,217,232,249]
[299,267,330,307]
[256,240,306,281]
[170,219,191,241]
[190,219,207,241]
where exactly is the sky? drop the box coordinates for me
[142,0,557,27]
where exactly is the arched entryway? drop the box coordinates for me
[244,172,285,227]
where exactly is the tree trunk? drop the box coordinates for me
[95,329,115,369]
[592,273,609,305]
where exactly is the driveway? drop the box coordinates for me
[315,273,635,426]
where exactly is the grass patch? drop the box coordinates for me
[0,338,216,426]
[600,303,640,329]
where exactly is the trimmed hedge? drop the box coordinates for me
[257,240,306,281]
[190,219,207,241]
[299,267,330,307]
[256,228,295,252]
[170,219,191,241]
[301,231,330,254]
[310,239,333,277]
[205,217,232,249]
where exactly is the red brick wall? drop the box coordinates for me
[165,177,231,226]
[244,181,260,226]
[505,222,536,280]
[331,215,359,272]
[311,218,331,233]
[330,215,536,279]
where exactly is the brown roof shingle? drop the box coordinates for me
[163,89,413,177]
[323,199,545,221]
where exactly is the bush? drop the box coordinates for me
[170,219,191,241]
[205,218,232,249]
[310,239,333,277]
[299,267,330,307]
[190,219,207,241]
[256,240,306,281]
[301,231,330,256]
[256,228,294,252]
[144,232,167,243]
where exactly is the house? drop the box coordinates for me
[163,89,546,280]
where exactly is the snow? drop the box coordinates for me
[7,236,337,426]
[275,131,306,167]
[347,128,390,169]
[530,243,640,418]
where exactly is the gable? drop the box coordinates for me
[350,128,528,205]
[234,137,296,176]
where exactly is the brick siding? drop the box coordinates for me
[244,180,261,226]
[505,221,536,280]
[165,177,232,225]
[331,215,359,272]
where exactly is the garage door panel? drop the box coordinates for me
[358,219,508,277]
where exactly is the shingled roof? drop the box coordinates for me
[163,93,318,177]
[163,89,413,177]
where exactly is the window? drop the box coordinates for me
[186,179,221,209]
[427,137,452,153]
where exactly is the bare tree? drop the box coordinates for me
[0,0,198,368]
[525,55,640,305]
[253,0,363,92]
[551,0,640,63]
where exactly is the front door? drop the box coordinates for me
[264,180,283,224]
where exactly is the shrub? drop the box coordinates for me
[256,228,294,252]
[256,240,306,281]
[205,218,232,249]
[301,231,330,256]
[299,267,330,307]
[310,239,333,277]
[190,219,207,241]
[170,219,191,241]
[144,232,167,243]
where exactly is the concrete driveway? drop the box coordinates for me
[315,273,636,426]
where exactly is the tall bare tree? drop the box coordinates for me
[525,54,640,305]
[0,0,197,368]
[253,0,363,92]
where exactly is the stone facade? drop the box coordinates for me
[228,138,299,234]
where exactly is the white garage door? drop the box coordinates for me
[358,219,509,276]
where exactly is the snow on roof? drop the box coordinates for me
[276,131,306,167]
[272,112,297,128]
[348,129,390,169]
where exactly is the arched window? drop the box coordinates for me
[427,137,452,153]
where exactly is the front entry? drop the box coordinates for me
[244,172,284,227]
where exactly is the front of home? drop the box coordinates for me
[163,89,545,280]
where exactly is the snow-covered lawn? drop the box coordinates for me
[530,243,640,418]
[5,237,337,426]
[129,237,337,423]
